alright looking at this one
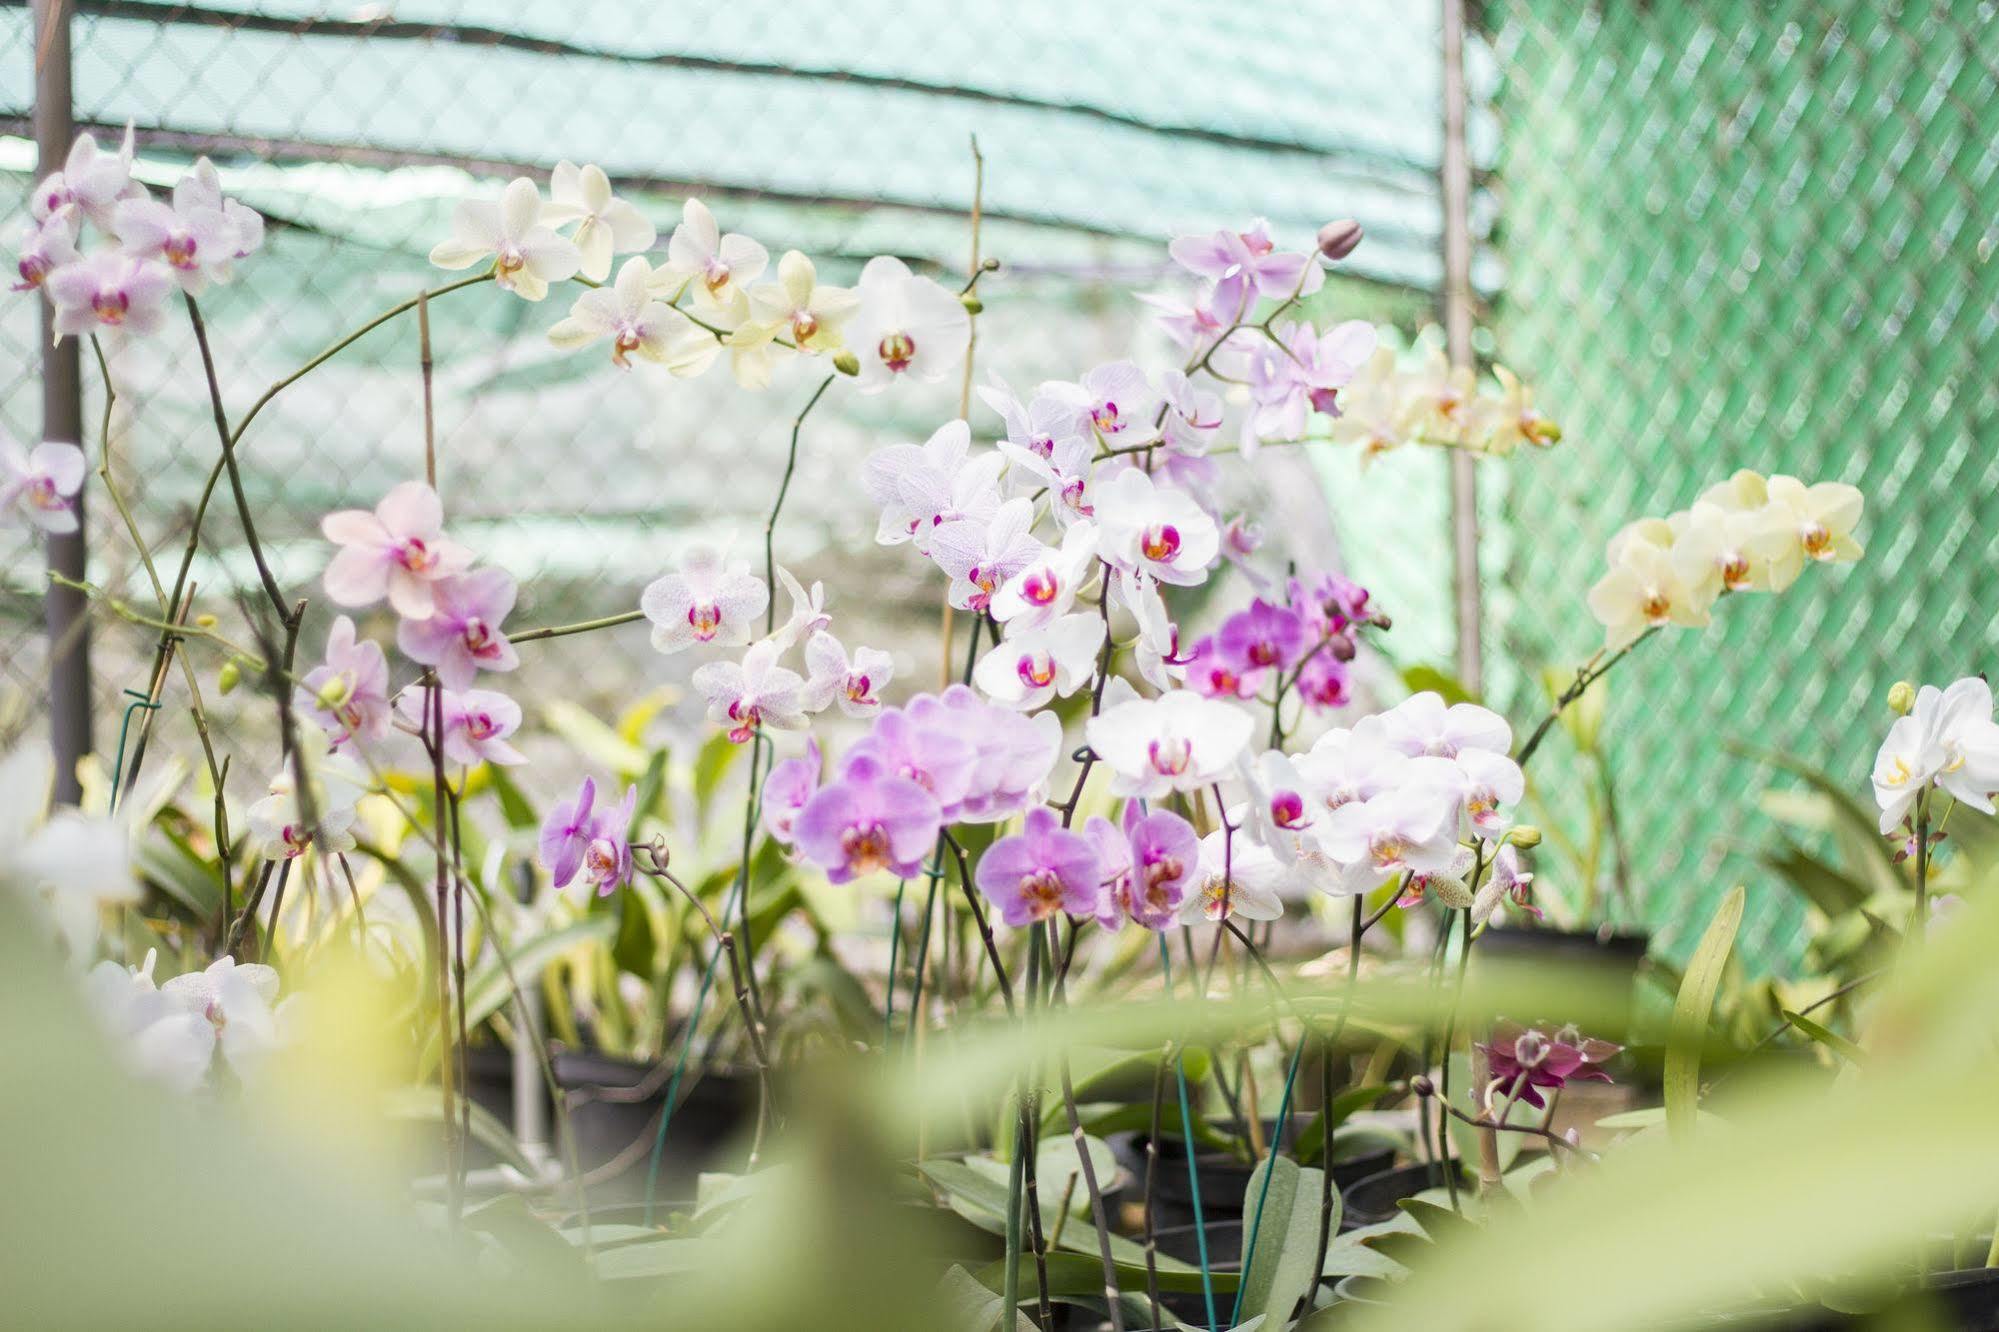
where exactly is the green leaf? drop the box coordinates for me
[481,764,539,830]
[460,1192,581,1271]
[590,1235,712,1281]
[610,882,656,977]
[631,748,670,827]
[1761,841,1870,918]
[542,700,647,778]
[1234,1153,1326,1325]
[917,1158,1185,1272]
[1402,664,1480,706]
[693,729,744,821]
[936,1263,1037,1331]
[461,916,617,1033]
[133,826,223,922]
[971,1249,1236,1301]
[1667,885,1745,1141]
[1781,1010,1868,1066]
[1735,746,1903,899]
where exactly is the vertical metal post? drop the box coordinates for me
[511,861,550,1169]
[1441,0,1483,695]
[33,0,90,804]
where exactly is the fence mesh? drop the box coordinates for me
[4,2,1994,975]
[1482,0,1999,966]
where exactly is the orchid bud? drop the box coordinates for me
[1371,612,1393,632]
[1887,680,1915,716]
[1327,631,1358,663]
[218,660,241,694]
[959,294,984,315]
[1410,1074,1435,1098]
[1507,824,1543,848]
[1316,218,1363,262]
[832,350,860,377]
[194,612,218,629]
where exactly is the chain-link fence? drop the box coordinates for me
[5,2,1993,975]
[1481,0,1999,966]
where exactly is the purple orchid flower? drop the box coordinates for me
[794,754,941,884]
[395,686,525,767]
[976,806,1102,928]
[297,614,391,751]
[1183,634,1263,700]
[540,776,638,895]
[395,566,519,691]
[1086,803,1200,932]
[761,740,822,844]
[1217,597,1308,675]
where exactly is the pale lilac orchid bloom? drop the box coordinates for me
[930,496,1047,613]
[907,686,1063,824]
[32,127,140,229]
[990,522,1099,630]
[972,611,1104,711]
[793,753,941,883]
[45,251,174,338]
[1242,319,1377,453]
[112,187,238,296]
[397,686,526,766]
[1168,218,1323,314]
[172,158,265,264]
[320,481,474,620]
[640,545,768,655]
[12,210,80,292]
[428,177,582,301]
[1,437,85,534]
[395,567,519,691]
[297,615,391,751]
[846,255,971,392]
[862,420,1005,554]
[976,806,1102,928]
[802,632,894,718]
[1138,287,1233,352]
[1069,360,1161,450]
[691,639,808,744]
[760,741,822,844]
[844,705,977,818]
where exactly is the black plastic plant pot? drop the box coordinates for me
[1145,1118,1394,1230]
[1918,1268,1999,1329]
[1146,1219,1242,1330]
[1339,1161,1471,1232]
[551,1050,756,1200]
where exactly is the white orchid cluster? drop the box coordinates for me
[429,163,970,392]
[1873,676,1999,838]
[85,952,296,1094]
[1586,468,1864,651]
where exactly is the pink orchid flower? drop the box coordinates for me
[321,481,474,619]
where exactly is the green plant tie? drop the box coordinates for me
[108,688,160,814]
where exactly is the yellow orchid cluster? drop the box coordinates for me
[1586,468,1864,651]
[1327,345,1562,460]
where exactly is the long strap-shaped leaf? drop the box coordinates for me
[1667,885,1745,1141]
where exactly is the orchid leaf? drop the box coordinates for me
[1667,885,1744,1140]
[1781,1010,1868,1066]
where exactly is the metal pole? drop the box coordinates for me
[33,0,90,805]
[1441,0,1483,695]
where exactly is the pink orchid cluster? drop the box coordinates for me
[299,481,525,799]
[15,128,265,339]
[1184,570,1387,713]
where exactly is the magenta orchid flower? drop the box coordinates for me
[692,640,807,744]
[760,741,822,844]
[297,615,391,751]
[1217,598,1308,675]
[793,754,941,883]
[395,567,519,691]
[2,436,86,534]
[846,255,971,393]
[45,252,173,338]
[802,632,894,719]
[972,612,1104,712]
[1182,634,1263,701]
[1095,466,1218,587]
[32,127,140,229]
[1086,690,1255,800]
[1087,803,1201,932]
[1293,652,1353,712]
[640,545,768,656]
[321,481,474,619]
[12,210,80,293]
[976,806,1102,928]
[397,686,526,766]
[1479,1022,1620,1110]
[930,497,1047,613]
[539,776,638,895]
[428,177,581,301]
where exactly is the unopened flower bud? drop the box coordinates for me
[1887,681,1915,716]
[1327,631,1358,663]
[194,613,218,630]
[1370,612,1393,632]
[1410,1074,1435,1098]
[832,350,860,377]
[217,660,241,694]
[1564,1127,1581,1148]
[1507,825,1543,848]
[1316,219,1364,262]
[959,294,984,315]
